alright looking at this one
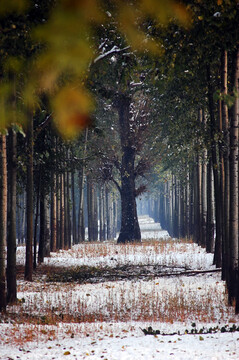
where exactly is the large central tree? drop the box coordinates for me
[90,40,153,243]
[115,92,141,243]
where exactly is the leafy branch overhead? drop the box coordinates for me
[0,0,190,138]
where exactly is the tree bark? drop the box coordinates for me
[194,153,201,245]
[60,173,65,249]
[78,129,88,242]
[207,65,222,267]
[228,47,239,307]
[71,169,77,245]
[38,185,45,264]
[7,128,17,304]
[25,111,34,281]
[206,157,214,253]
[0,134,7,311]
[33,173,40,269]
[221,50,230,281]
[116,94,141,243]
[201,110,207,248]
[50,172,57,252]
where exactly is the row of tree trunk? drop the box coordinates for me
[144,47,239,314]
[0,127,120,311]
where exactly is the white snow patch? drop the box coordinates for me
[1,216,239,360]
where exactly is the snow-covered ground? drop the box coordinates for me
[1,216,239,360]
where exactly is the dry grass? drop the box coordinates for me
[49,238,193,260]
[3,238,238,347]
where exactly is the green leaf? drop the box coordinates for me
[12,123,26,137]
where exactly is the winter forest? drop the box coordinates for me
[0,1,239,359]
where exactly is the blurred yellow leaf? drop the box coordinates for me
[3,57,23,74]
[61,0,104,22]
[140,0,191,26]
[0,0,28,15]
[52,86,94,139]
[118,4,162,55]
[22,82,39,111]
[171,2,191,26]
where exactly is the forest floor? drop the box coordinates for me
[0,216,239,360]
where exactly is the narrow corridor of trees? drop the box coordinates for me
[0,0,238,315]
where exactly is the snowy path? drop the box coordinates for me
[0,216,239,360]
[139,215,170,240]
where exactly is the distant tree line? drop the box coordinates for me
[0,0,238,317]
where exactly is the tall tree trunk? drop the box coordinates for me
[106,186,110,240]
[0,134,7,311]
[87,175,92,241]
[194,154,201,245]
[44,194,51,257]
[7,128,17,304]
[206,157,214,253]
[64,169,71,249]
[50,173,57,252]
[173,176,179,238]
[221,50,230,281]
[87,176,98,241]
[189,170,194,238]
[60,173,65,249]
[117,94,140,244]
[33,174,40,269]
[93,183,98,241]
[71,169,77,245]
[20,192,26,244]
[25,111,34,281]
[179,181,185,238]
[229,47,239,307]
[207,65,222,267]
[102,184,107,240]
[167,178,173,236]
[201,110,207,248]
[38,184,45,264]
[99,185,104,241]
[56,174,61,249]
[78,129,88,242]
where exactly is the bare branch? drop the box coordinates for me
[93,45,130,64]
[34,113,53,139]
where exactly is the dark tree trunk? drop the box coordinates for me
[87,175,93,241]
[38,185,45,264]
[221,50,230,281]
[56,174,61,249]
[117,147,140,243]
[99,185,104,241]
[228,47,239,308]
[93,184,98,241]
[7,128,17,304]
[201,110,207,248]
[25,111,34,281]
[44,194,51,257]
[71,170,77,245]
[60,173,65,249]
[206,157,214,253]
[0,134,7,311]
[173,176,179,238]
[117,94,140,243]
[78,129,88,242]
[33,174,40,269]
[50,173,57,252]
[189,170,194,238]
[194,155,201,245]
[207,65,222,267]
